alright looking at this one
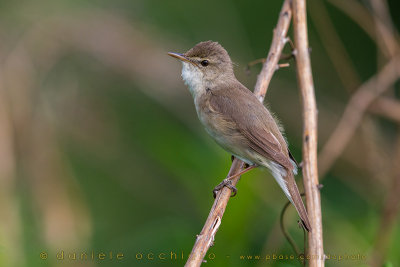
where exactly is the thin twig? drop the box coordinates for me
[280,192,307,266]
[185,1,293,266]
[245,57,266,72]
[292,0,324,266]
[280,201,302,257]
[318,56,400,177]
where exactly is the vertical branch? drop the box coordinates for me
[292,0,324,266]
[185,1,293,266]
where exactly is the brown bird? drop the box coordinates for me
[168,41,311,231]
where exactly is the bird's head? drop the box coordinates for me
[168,41,234,95]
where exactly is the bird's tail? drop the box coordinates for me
[285,171,311,232]
[267,161,311,231]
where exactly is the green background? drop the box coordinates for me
[0,0,399,266]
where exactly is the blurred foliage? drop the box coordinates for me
[0,0,400,267]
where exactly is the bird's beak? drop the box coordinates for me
[167,52,198,67]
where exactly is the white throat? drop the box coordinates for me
[181,62,204,98]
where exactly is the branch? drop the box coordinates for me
[185,1,293,266]
[318,56,400,177]
[369,97,400,124]
[292,0,324,266]
[280,201,302,257]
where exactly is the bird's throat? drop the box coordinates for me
[181,62,205,98]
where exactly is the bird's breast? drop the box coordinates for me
[195,94,248,159]
[195,94,229,136]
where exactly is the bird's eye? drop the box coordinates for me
[200,60,209,67]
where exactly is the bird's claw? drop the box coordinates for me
[213,178,238,198]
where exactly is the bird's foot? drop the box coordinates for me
[213,178,238,198]
[212,164,257,198]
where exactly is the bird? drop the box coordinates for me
[168,41,311,231]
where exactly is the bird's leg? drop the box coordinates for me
[225,164,257,181]
[213,164,257,198]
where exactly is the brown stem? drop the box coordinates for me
[369,97,400,123]
[185,1,293,266]
[280,192,308,265]
[292,0,324,266]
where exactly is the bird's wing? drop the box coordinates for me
[242,125,293,170]
[209,84,293,170]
